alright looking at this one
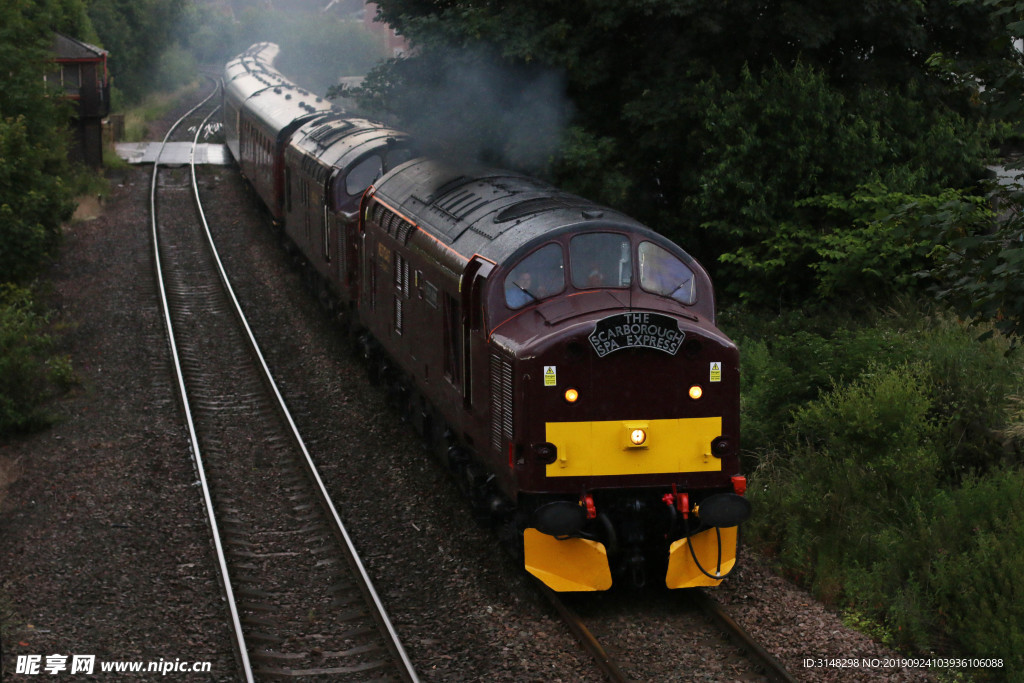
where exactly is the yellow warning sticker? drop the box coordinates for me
[544,366,557,387]
[710,362,722,382]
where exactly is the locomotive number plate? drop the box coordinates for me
[588,312,685,357]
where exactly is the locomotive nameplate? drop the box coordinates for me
[588,312,685,357]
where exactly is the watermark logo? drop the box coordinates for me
[16,655,94,675]
[14,654,210,676]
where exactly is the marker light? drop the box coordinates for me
[564,388,579,403]
[630,428,647,446]
[688,385,703,400]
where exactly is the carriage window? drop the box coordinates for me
[638,241,696,304]
[504,243,565,309]
[345,154,383,196]
[570,233,632,289]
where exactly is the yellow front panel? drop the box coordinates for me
[665,526,738,588]
[545,417,723,477]
[523,529,613,592]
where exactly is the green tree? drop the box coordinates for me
[680,64,990,304]
[0,0,77,282]
[86,0,190,102]
[918,0,1024,345]
[928,185,1024,343]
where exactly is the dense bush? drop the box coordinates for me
[924,467,1024,672]
[0,116,75,282]
[741,306,1024,667]
[740,306,1021,470]
[0,286,73,435]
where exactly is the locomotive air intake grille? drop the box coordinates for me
[490,354,514,454]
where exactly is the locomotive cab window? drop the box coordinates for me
[504,243,565,309]
[570,233,632,289]
[638,241,696,305]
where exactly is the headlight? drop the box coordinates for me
[533,442,558,464]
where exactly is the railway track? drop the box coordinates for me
[540,582,796,682]
[149,81,418,682]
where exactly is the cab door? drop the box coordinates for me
[321,202,332,265]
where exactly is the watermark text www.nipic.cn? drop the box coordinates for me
[15,654,213,676]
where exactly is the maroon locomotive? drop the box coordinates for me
[224,43,750,591]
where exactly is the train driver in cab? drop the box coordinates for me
[503,243,566,309]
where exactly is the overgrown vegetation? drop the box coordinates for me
[739,305,1024,671]
[0,286,74,434]
[0,0,82,436]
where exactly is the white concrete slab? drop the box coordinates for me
[115,142,230,165]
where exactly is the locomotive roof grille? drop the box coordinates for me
[307,119,355,147]
[494,196,594,223]
[437,190,490,219]
[426,175,472,202]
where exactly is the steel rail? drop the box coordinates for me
[149,82,255,682]
[187,108,419,682]
[690,588,797,683]
[536,582,630,683]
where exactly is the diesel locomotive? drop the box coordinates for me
[223,43,750,591]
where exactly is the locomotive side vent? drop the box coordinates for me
[383,210,398,235]
[379,208,414,243]
[490,353,514,454]
[396,219,413,244]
